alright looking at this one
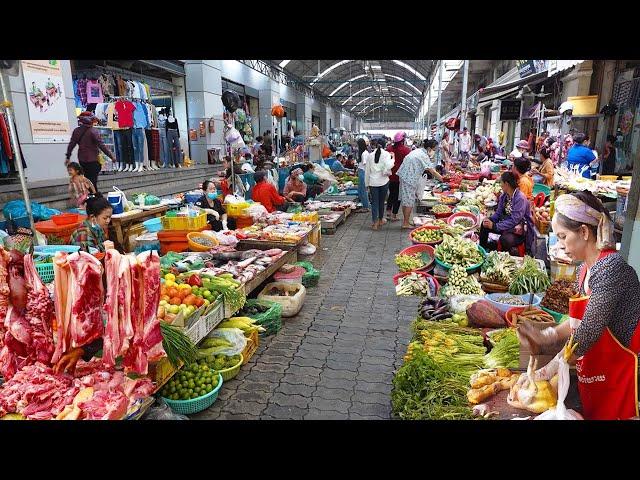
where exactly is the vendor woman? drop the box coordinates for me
[519,191,640,420]
[283,168,308,202]
[194,180,236,231]
[479,171,534,255]
[70,196,112,253]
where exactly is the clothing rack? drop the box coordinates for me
[72,66,174,94]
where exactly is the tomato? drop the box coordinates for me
[183,294,197,306]
[194,297,205,307]
[169,297,182,306]
[167,287,179,299]
[178,289,190,300]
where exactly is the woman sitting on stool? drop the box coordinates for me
[194,180,236,231]
[479,171,534,255]
[283,168,308,202]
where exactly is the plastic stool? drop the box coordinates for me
[497,239,525,257]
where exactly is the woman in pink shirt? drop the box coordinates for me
[283,168,307,202]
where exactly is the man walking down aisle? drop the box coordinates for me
[459,127,471,164]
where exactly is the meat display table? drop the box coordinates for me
[315,194,359,202]
[320,211,345,235]
[109,205,169,251]
[237,223,320,251]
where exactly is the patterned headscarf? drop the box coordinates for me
[554,194,615,249]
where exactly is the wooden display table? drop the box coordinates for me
[237,223,320,251]
[320,212,345,235]
[109,205,169,251]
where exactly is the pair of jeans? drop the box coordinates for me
[387,181,400,215]
[159,128,169,166]
[167,129,181,166]
[357,167,370,209]
[132,128,145,165]
[369,183,389,223]
[114,129,134,166]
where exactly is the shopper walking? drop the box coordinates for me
[397,139,443,230]
[458,127,471,163]
[356,138,370,212]
[363,140,394,230]
[440,132,451,171]
[65,112,116,193]
[386,131,411,221]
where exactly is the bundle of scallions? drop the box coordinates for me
[160,322,199,367]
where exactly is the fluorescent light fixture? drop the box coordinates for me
[279,60,291,68]
[329,82,349,97]
[371,65,382,69]
[392,60,426,81]
[310,60,352,85]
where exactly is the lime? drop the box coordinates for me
[205,383,212,391]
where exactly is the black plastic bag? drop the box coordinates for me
[221,90,241,113]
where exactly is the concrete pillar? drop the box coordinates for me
[258,79,279,149]
[320,103,332,134]
[3,60,78,182]
[184,60,224,164]
[475,108,485,136]
[561,60,594,101]
[595,60,618,150]
[296,93,313,136]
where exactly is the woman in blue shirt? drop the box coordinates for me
[566,132,596,178]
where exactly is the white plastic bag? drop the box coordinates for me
[534,353,583,420]
[214,231,239,247]
[203,327,247,355]
[449,295,484,314]
[247,204,268,221]
[143,399,189,420]
[299,243,316,255]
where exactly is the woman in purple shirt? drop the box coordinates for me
[479,171,534,254]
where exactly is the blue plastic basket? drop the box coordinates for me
[143,217,163,233]
[162,373,223,415]
[345,189,359,195]
[33,245,98,255]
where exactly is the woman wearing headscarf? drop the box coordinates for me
[363,139,394,230]
[397,139,443,229]
[518,191,640,420]
[283,167,308,202]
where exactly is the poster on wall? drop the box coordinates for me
[21,60,71,143]
[516,60,548,79]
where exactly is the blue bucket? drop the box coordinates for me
[107,192,124,214]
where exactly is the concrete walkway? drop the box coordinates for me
[192,212,419,420]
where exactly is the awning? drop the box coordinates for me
[479,70,548,98]
[547,60,584,77]
[477,86,520,109]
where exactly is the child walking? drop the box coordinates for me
[67,162,96,209]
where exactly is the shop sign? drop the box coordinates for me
[500,100,521,121]
[516,60,548,79]
[21,60,71,143]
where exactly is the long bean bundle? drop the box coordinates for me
[160,321,199,367]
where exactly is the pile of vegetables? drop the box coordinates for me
[493,294,527,306]
[541,280,578,314]
[395,253,425,272]
[202,274,247,312]
[472,183,498,205]
[209,353,242,371]
[432,204,452,214]
[435,234,484,268]
[411,228,443,244]
[508,256,551,294]
[481,251,517,286]
[160,321,199,368]
[441,265,484,297]
[450,217,475,230]
[418,296,452,322]
[159,361,220,401]
[218,317,266,335]
[396,273,435,297]
[484,329,519,369]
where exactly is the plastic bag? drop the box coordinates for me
[533,352,583,420]
[203,327,247,355]
[143,398,189,420]
[299,243,316,255]
[449,295,484,314]
[246,204,268,221]
[3,200,60,222]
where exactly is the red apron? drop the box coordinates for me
[570,249,640,420]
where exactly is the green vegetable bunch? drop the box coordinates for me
[508,256,551,294]
[435,234,483,268]
[441,265,484,297]
[481,251,517,286]
[484,329,519,369]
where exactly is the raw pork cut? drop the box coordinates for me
[102,250,134,368]
[51,252,104,364]
[24,254,54,364]
[7,250,26,312]
[78,390,129,420]
[0,248,11,324]
[140,251,165,362]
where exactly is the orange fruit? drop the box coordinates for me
[178,289,190,300]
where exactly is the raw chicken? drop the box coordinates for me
[508,356,558,414]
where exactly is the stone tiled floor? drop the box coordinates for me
[191,212,419,420]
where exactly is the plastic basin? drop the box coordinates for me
[485,293,543,314]
[187,232,219,252]
[162,373,223,415]
[435,244,487,273]
[392,271,440,296]
[398,244,435,272]
[447,212,478,231]
[540,306,565,323]
[51,213,79,226]
[409,225,443,246]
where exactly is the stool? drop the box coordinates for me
[497,239,525,257]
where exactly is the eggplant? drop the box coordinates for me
[431,313,453,321]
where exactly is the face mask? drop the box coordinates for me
[298,174,304,181]
[207,192,217,200]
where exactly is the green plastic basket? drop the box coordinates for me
[533,183,551,197]
[213,354,243,382]
[435,245,487,273]
[162,373,223,415]
[238,299,282,336]
[295,261,320,288]
[35,263,54,284]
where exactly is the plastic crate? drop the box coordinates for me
[241,330,259,365]
[162,373,223,415]
[161,213,207,231]
[35,262,54,284]
[225,202,250,217]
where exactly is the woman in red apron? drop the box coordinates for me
[519,190,640,420]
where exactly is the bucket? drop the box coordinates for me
[108,192,124,215]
